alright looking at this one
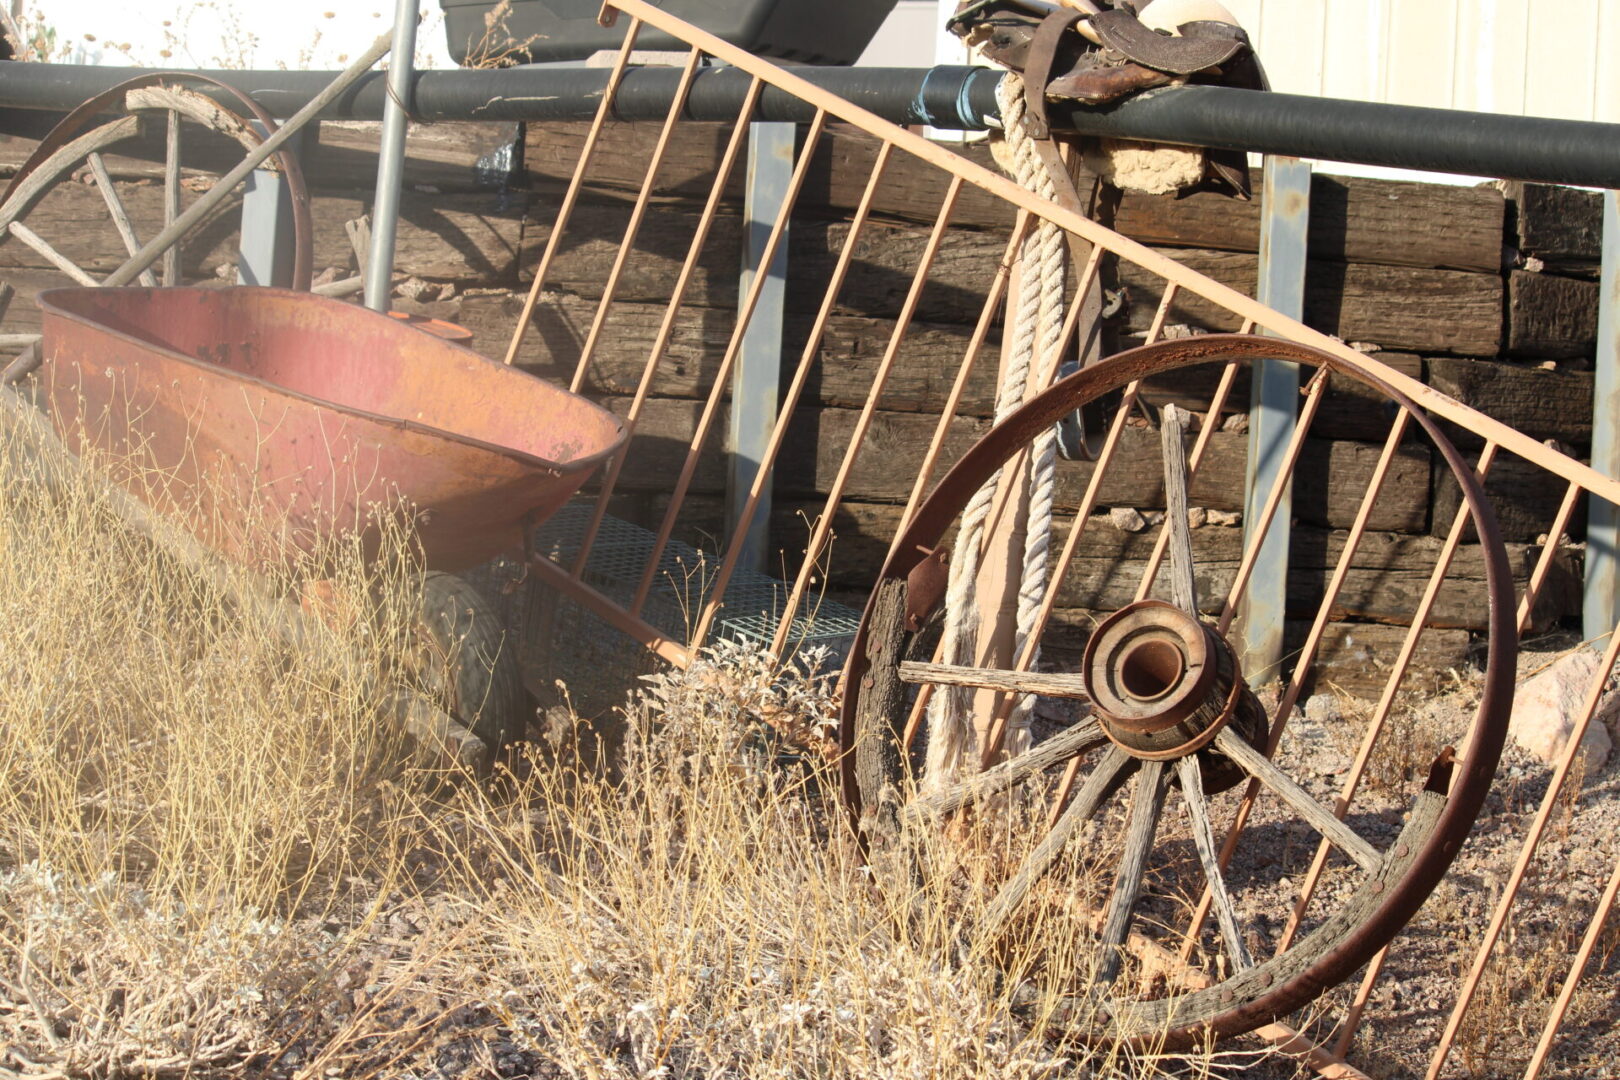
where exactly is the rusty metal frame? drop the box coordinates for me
[483,2,1620,1074]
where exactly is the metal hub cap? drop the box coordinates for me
[1082,599,1244,761]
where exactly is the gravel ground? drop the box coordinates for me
[1220,632,1620,1080]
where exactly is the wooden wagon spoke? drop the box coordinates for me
[978,744,1135,942]
[162,110,182,287]
[1097,759,1172,985]
[905,716,1104,825]
[86,152,158,288]
[897,660,1091,700]
[1213,728,1381,874]
[1159,403,1198,615]
[1176,754,1253,972]
[8,222,98,286]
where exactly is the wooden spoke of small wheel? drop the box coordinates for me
[1160,403,1198,616]
[977,744,1137,944]
[898,660,1091,700]
[905,715,1104,825]
[7,222,97,286]
[1213,727,1381,874]
[1097,759,1172,986]
[86,152,158,288]
[163,110,182,287]
[1176,754,1253,972]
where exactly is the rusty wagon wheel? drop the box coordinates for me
[0,72,314,370]
[840,334,1515,1047]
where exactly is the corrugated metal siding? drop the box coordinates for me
[1205,0,1618,124]
[866,1,1619,125]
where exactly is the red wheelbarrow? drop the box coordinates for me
[28,286,627,763]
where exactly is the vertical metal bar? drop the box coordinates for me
[1584,191,1620,638]
[1239,155,1311,682]
[568,46,704,394]
[364,0,419,312]
[1426,617,1620,1080]
[683,143,892,653]
[1523,851,1620,1080]
[236,122,302,288]
[501,19,643,365]
[630,110,828,618]
[757,177,962,658]
[567,78,764,581]
[729,121,796,573]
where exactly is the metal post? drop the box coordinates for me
[363,0,419,312]
[236,122,304,288]
[1239,155,1311,683]
[1585,191,1620,639]
[728,121,794,573]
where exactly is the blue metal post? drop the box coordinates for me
[728,121,794,573]
[236,122,303,288]
[1585,191,1620,640]
[1240,155,1311,682]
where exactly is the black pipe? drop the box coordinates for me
[1057,85,1620,189]
[0,62,1005,130]
[1,61,1618,188]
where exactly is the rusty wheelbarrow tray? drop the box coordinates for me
[35,286,626,573]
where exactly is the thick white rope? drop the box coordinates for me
[921,74,1066,788]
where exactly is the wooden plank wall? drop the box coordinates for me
[0,118,1598,698]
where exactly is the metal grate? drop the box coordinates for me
[533,503,862,662]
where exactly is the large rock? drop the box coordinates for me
[1509,646,1616,775]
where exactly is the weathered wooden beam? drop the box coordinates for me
[1426,355,1593,450]
[1502,180,1603,277]
[524,121,1506,273]
[602,396,1432,532]
[516,199,1506,355]
[1117,253,1502,356]
[1507,269,1600,359]
[0,180,529,286]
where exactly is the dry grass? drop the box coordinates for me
[0,423,1265,1079]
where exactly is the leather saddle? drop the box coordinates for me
[950,0,1268,199]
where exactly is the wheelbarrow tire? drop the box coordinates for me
[415,571,526,761]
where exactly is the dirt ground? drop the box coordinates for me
[1228,631,1620,1080]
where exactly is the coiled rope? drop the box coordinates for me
[922,73,1067,789]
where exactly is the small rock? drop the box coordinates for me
[1141,510,1165,527]
[1109,506,1147,532]
[1304,692,1341,725]
[1206,508,1242,527]
[1221,412,1249,434]
[1509,646,1616,775]
[395,276,438,302]
[1186,506,1208,529]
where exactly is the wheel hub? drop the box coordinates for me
[1082,600,1250,763]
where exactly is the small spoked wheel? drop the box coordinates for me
[840,335,1515,1046]
[408,571,526,767]
[0,72,314,375]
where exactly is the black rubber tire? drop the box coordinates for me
[415,570,526,757]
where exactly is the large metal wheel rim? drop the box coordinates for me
[0,72,315,294]
[838,333,1516,1045]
